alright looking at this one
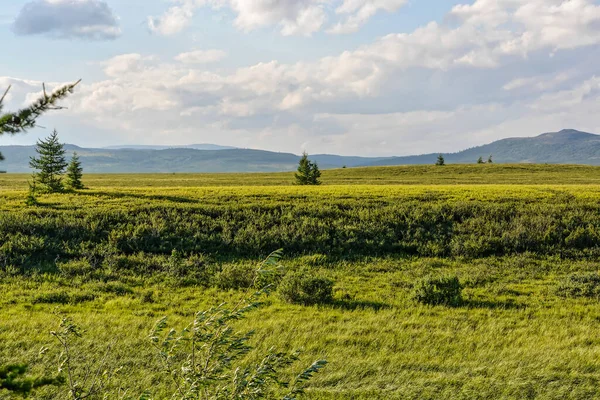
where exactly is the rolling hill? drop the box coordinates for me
[368,129,600,166]
[1,129,600,173]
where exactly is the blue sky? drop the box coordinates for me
[2,0,600,156]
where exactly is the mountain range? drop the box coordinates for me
[1,129,599,173]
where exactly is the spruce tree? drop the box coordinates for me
[0,81,79,162]
[66,152,85,190]
[488,155,493,163]
[477,156,484,164]
[29,130,68,193]
[436,154,445,166]
[309,159,322,185]
[295,152,321,185]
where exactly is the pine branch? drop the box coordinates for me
[0,80,81,136]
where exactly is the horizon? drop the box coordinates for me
[1,127,595,159]
[3,1,600,157]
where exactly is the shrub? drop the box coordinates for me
[96,282,134,296]
[33,291,71,305]
[556,272,600,299]
[58,259,94,278]
[411,275,463,306]
[141,290,155,304]
[299,253,328,267]
[32,291,96,305]
[0,364,62,397]
[279,271,334,305]
[215,263,255,290]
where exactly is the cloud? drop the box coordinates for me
[148,0,404,36]
[8,0,600,154]
[13,0,120,40]
[327,0,408,34]
[147,1,195,36]
[175,49,227,64]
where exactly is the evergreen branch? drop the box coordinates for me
[0,80,81,136]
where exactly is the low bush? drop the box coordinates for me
[33,291,71,305]
[299,254,328,267]
[556,272,600,299]
[57,259,95,278]
[411,275,463,306]
[32,291,96,305]
[96,282,134,296]
[215,263,255,290]
[279,271,334,305]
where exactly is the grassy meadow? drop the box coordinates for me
[2,165,600,399]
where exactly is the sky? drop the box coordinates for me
[2,0,600,156]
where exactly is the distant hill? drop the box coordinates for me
[367,129,600,166]
[1,129,600,173]
[103,144,238,151]
[0,145,386,173]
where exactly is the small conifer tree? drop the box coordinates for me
[477,156,484,164]
[488,154,493,163]
[29,130,68,193]
[295,152,321,185]
[66,152,85,190]
[435,154,445,166]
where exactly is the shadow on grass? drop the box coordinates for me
[330,299,390,311]
[72,190,198,204]
[460,298,524,310]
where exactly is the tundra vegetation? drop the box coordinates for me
[2,165,600,398]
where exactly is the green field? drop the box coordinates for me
[2,165,600,399]
[3,164,600,189]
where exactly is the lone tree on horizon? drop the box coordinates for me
[0,80,80,162]
[30,130,68,193]
[295,152,321,185]
[66,152,85,190]
[488,155,493,163]
[436,154,445,166]
[477,156,484,164]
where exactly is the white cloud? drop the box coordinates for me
[175,49,227,64]
[148,1,195,36]
[328,0,408,34]
[503,71,575,91]
[13,0,121,40]
[8,0,600,155]
[148,0,403,36]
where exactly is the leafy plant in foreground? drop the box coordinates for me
[150,250,327,399]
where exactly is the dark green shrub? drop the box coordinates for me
[33,291,71,305]
[33,291,96,305]
[556,273,600,299]
[58,259,94,278]
[215,263,255,290]
[141,290,155,304]
[96,282,134,296]
[412,275,463,306]
[279,271,334,305]
[0,364,63,397]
